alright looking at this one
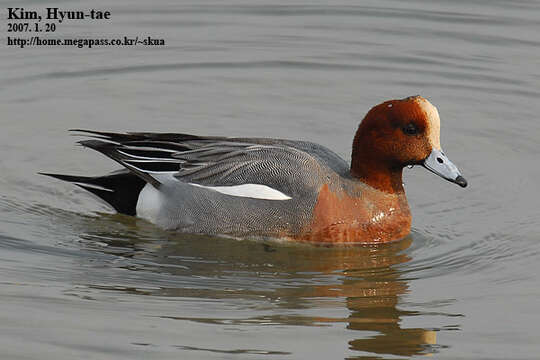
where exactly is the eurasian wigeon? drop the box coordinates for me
[42,95,466,244]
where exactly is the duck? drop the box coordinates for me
[42,95,467,244]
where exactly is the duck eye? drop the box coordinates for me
[402,123,418,135]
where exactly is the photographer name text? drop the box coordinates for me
[8,7,111,23]
[6,7,166,49]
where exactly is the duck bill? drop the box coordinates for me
[422,149,467,188]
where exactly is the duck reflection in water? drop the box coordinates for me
[78,216,449,358]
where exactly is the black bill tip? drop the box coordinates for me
[455,175,468,188]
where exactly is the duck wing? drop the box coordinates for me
[72,130,350,176]
[69,130,341,199]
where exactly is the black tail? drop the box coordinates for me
[40,171,146,216]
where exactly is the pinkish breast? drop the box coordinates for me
[292,184,411,244]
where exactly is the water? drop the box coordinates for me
[2,0,540,358]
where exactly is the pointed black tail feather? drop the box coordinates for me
[70,129,207,143]
[40,171,146,216]
[77,140,162,188]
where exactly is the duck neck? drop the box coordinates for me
[350,137,405,195]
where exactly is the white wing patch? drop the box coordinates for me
[189,183,292,200]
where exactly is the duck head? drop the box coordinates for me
[351,95,467,193]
